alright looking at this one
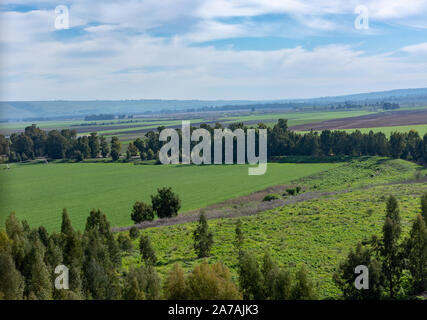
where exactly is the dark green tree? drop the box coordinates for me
[110,136,121,161]
[151,187,181,218]
[193,213,213,258]
[100,136,110,158]
[88,132,100,158]
[139,234,157,265]
[405,214,427,293]
[333,243,383,299]
[380,195,402,298]
[131,201,154,223]
[291,265,317,300]
[421,193,427,225]
[238,251,263,300]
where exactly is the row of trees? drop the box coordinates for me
[3,125,119,162]
[129,120,427,163]
[2,120,427,163]
[334,194,427,299]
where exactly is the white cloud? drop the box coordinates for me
[402,42,427,54]
[1,1,427,100]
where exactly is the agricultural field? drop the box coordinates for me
[0,161,339,231]
[0,109,377,142]
[120,157,427,299]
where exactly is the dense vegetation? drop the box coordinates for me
[2,120,427,164]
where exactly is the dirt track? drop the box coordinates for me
[290,109,427,131]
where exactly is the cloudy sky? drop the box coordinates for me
[1,0,427,100]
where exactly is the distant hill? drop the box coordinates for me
[1,88,427,121]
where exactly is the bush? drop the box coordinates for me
[286,188,296,196]
[129,226,140,240]
[151,187,181,219]
[139,235,157,265]
[186,261,242,300]
[131,201,154,224]
[263,194,280,202]
[117,234,133,252]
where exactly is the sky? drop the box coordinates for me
[1,0,427,101]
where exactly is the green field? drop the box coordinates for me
[0,162,339,231]
[120,158,427,298]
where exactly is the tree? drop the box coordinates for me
[151,187,181,218]
[193,213,213,258]
[333,243,383,299]
[99,136,109,158]
[88,133,100,158]
[117,234,133,252]
[77,136,91,159]
[131,202,154,223]
[291,265,317,300]
[123,265,160,300]
[126,142,138,160]
[163,263,189,300]
[238,251,263,300]
[139,234,157,265]
[61,208,74,236]
[381,195,402,298]
[405,214,427,293]
[185,261,242,300]
[110,136,121,161]
[28,241,53,300]
[0,134,10,156]
[0,232,25,300]
[421,193,427,225]
[389,132,406,159]
[46,130,67,159]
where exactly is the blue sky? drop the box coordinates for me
[1,0,427,100]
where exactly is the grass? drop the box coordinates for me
[0,162,338,231]
[120,157,427,299]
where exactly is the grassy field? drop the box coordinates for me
[119,157,427,299]
[0,162,339,231]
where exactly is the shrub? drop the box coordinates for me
[263,194,280,202]
[186,261,242,300]
[131,201,154,224]
[286,188,296,196]
[139,234,157,265]
[117,234,133,252]
[129,226,140,240]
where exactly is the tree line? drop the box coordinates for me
[2,120,427,164]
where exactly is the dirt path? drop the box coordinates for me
[111,186,339,232]
[112,174,427,233]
